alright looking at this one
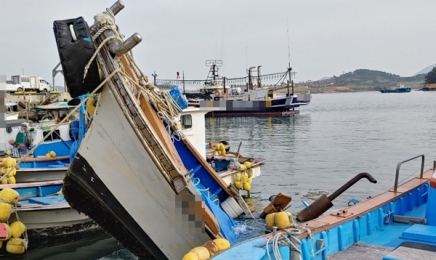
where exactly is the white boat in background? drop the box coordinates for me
[178,107,265,188]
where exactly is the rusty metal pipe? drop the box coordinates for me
[296,172,377,222]
[328,172,377,201]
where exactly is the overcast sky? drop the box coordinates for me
[1,0,435,86]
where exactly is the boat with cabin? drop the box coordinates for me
[380,83,412,93]
[158,61,311,117]
[178,107,265,193]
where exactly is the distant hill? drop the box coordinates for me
[302,69,425,90]
[415,64,436,76]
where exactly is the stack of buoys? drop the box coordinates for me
[0,188,27,255]
[215,143,226,156]
[1,158,17,184]
[233,161,253,192]
[182,238,231,260]
[265,211,294,230]
[45,151,56,158]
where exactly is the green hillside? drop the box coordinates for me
[304,69,426,91]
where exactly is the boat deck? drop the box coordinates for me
[330,203,436,260]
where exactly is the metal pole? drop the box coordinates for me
[182,71,185,94]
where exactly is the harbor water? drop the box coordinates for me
[19,90,436,259]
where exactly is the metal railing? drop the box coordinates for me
[393,154,425,192]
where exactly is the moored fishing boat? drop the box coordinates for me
[158,61,311,117]
[178,107,265,193]
[55,2,253,259]
[211,155,436,260]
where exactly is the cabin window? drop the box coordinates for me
[43,130,61,142]
[180,114,192,130]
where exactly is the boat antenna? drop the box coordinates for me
[286,19,291,96]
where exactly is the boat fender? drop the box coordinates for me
[9,221,26,239]
[7,176,16,184]
[0,188,19,204]
[53,17,102,98]
[0,223,11,241]
[86,96,96,116]
[182,252,199,260]
[221,197,243,218]
[265,212,276,230]
[274,212,294,230]
[189,247,210,260]
[219,140,230,152]
[244,161,252,169]
[247,168,253,178]
[3,158,16,168]
[6,238,27,254]
[202,240,218,256]
[213,238,231,252]
[0,204,12,224]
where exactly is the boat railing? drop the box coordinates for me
[394,154,425,192]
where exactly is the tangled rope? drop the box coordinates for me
[264,229,303,260]
[89,9,185,132]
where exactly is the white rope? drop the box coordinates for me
[265,229,303,260]
[12,205,29,248]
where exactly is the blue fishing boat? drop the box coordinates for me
[211,155,436,260]
[380,84,412,93]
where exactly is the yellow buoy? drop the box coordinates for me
[7,168,16,176]
[244,161,252,169]
[234,173,241,181]
[241,175,248,184]
[6,238,27,255]
[0,188,19,204]
[8,176,16,184]
[0,203,12,222]
[248,177,252,184]
[265,213,276,230]
[234,180,242,189]
[202,240,218,257]
[182,252,199,260]
[45,153,51,158]
[213,238,231,252]
[10,221,26,238]
[86,96,96,116]
[5,158,15,168]
[49,151,56,158]
[274,211,293,230]
[1,168,6,175]
[1,179,7,185]
[243,182,251,191]
[189,246,210,260]
[1,158,8,165]
[247,169,253,178]
[238,165,246,171]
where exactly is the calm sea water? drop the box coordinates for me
[21,90,436,259]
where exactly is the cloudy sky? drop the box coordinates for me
[1,0,435,87]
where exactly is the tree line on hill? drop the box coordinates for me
[305,69,426,89]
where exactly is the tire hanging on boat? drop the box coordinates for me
[53,17,101,98]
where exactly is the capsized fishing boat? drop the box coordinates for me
[210,155,436,260]
[55,2,253,259]
[178,107,265,192]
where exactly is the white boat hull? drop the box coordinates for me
[64,86,211,259]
